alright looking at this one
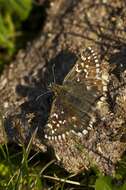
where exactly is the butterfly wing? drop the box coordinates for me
[64,47,109,95]
[44,94,92,141]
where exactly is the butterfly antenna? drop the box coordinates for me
[36,91,51,101]
[52,64,56,84]
[36,64,56,101]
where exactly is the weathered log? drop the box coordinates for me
[0,0,126,174]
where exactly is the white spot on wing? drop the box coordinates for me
[82,129,88,135]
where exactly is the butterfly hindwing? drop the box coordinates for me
[44,94,92,141]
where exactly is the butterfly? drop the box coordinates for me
[44,47,110,142]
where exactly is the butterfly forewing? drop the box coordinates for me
[64,47,109,94]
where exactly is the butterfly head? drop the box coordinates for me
[49,83,63,97]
